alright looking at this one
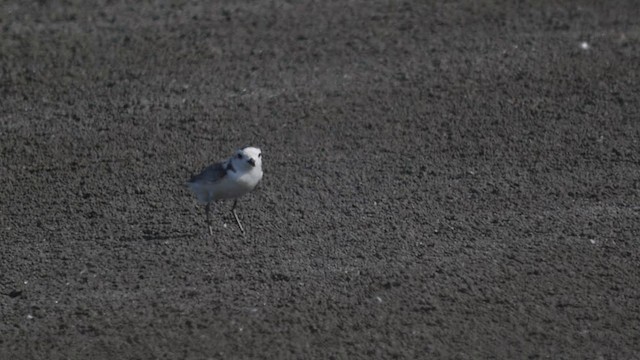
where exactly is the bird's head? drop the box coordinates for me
[232,146,262,170]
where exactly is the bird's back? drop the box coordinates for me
[186,162,228,203]
[188,162,228,184]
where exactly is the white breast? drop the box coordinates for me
[212,167,263,200]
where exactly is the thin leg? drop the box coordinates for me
[205,202,213,235]
[231,200,245,233]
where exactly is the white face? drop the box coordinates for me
[232,147,262,170]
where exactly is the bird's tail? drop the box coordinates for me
[186,181,210,204]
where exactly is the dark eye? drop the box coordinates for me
[258,153,262,158]
[237,153,242,159]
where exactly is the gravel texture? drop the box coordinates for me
[1,1,640,359]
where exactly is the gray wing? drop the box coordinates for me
[188,161,230,184]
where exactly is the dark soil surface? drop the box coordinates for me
[2,1,640,359]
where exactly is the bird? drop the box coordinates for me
[186,146,263,234]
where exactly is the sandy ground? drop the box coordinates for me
[1,1,640,359]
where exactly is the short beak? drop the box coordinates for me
[248,158,256,167]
